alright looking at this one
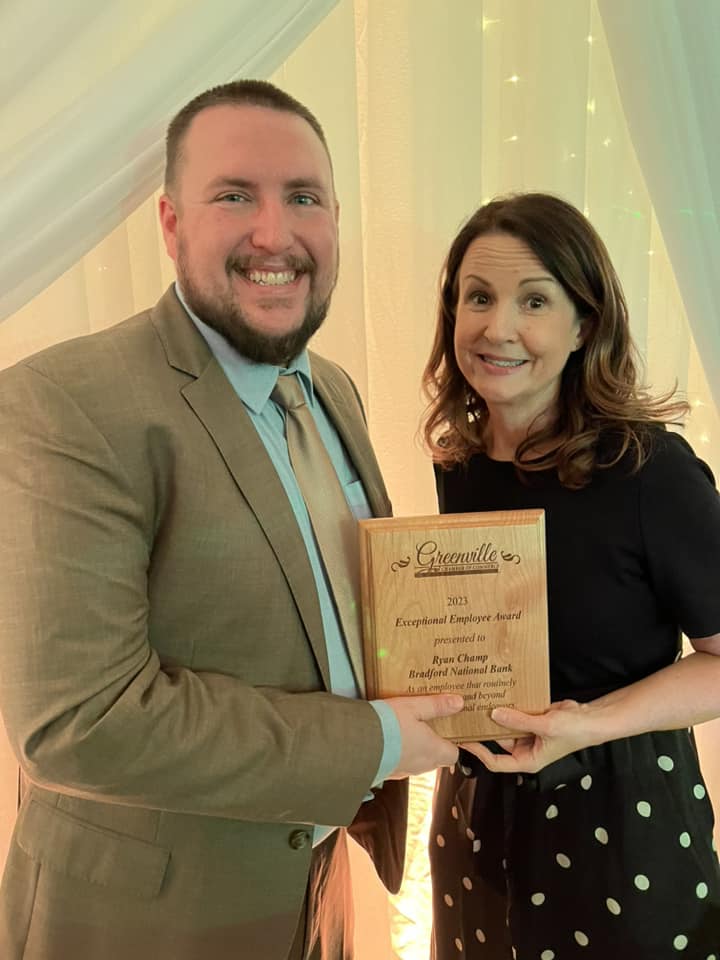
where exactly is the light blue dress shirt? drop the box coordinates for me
[175,286,401,841]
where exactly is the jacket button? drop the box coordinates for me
[288,829,311,850]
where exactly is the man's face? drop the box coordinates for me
[159,104,339,364]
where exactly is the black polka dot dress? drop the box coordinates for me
[431,731,720,958]
[429,433,720,958]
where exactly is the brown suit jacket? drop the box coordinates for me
[0,288,407,959]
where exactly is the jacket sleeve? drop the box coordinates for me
[0,361,384,826]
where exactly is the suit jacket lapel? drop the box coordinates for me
[311,357,393,694]
[151,289,331,688]
[311,356,392,520]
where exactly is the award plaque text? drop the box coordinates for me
[359,510,549,741]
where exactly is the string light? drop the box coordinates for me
[506,74,520,84]
[504,134,519,143]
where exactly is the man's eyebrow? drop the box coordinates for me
[205,176,329,193]
[206,177,256,191]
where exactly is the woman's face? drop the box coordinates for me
[453,231,585,426]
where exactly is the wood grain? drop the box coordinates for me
[359,511,549,741]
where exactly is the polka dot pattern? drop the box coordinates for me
[429,728,720,959]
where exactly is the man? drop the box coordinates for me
[0,81,462,959]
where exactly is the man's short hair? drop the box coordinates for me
[164,79,330,191]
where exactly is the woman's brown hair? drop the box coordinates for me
[422,193,689,488]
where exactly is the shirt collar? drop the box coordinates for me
[175,281,314,414]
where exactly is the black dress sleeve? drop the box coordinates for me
[639,431,720,639]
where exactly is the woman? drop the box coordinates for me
[423,193,720,959]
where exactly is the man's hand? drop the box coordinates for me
[384,694,463,778]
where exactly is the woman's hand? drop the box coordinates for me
[460,699,597,774]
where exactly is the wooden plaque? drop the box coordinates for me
[359,510,549,741]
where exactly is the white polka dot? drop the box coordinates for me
[594,827,609,845]
[436,834,446,847]
[460,764,472,776]
[502,858,507,870]
[636,801,652,818]
[444,893,454,907]
[706,954,717,960]
[634,874,650,891]
[674,934,688,950]
[574,930,589,946]
[713,837,717,852]
[462,876,473,891]
[454,937,463,952]
[545,804,559,819]
[451,805,459,820]
[556,853,571,868]
[531,892,545,906]
[580,775,592,790]
[465,827,475,841]
[554,783,567,791]
[541,952,555,960]
[694,783,707,800]
[658,755,674,772]
[474,929,486,943]
[696,882,709,899]
[606,897,621,915]
[472,839,481,853]
[516,774,524,786]
[679,832,692,848]
[512,948,517,959]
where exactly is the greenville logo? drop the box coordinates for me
[390,539,520,577]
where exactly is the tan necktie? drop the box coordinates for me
[272,374,365,696]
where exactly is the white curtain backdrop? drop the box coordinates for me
[0,0,339,322]
[1,1,719,957]
[598,0,720,409]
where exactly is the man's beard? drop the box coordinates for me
[178,252,334,366]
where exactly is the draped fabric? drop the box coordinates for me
[598,0,720,410]
[0,0,340,322]
[1,1,719,957]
